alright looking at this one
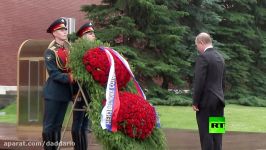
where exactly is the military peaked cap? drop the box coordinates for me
[47,17,67,33]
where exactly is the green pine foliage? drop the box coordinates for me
[81,0,189,98]
[69,39,167,150]
[248,1,266,98]
[79,0,266,106]
[177,0,224,88]
[214,0,266,100]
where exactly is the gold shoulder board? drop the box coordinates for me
[49,46,56,51]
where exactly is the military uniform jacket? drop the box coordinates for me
[43,43,73,102]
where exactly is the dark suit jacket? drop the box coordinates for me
[43,44,74,102]
[193,48,225,109]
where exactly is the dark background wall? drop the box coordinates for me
[0,0,100,85]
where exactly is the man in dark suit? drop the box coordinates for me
[192,32,225,150]
[42,17,74,150]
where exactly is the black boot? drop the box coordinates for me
[72,131,81,150]
[53,131,61,150]
[42,132,54,150]
[80,131,88,150]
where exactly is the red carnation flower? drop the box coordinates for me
[116,92,156,140]
[82,47,131,89]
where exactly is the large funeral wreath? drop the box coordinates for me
[68,39,166,150]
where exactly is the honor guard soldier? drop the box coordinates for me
[42,17,74,150]
[76,22,96,41]
[70,22,95,150]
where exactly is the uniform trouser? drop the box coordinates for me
[72,97,90,132]
[71,98,90,150]
[42,99,69,150]
[196,97,224,150]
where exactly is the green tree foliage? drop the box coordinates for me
[214,0,266,100]
[80,0,266,106]
[177,0,224,87]
[248,0,266,98]
[81,0,189,100]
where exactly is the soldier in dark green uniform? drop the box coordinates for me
[71,22,95,150]
[42,17,74,150]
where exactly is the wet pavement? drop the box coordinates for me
[0,123,266,150]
